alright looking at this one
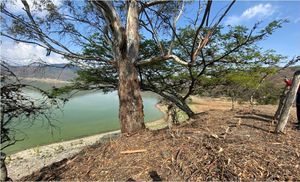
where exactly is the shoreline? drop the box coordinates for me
[8,103,166,155]
[6,103,168,180]
[21,77,71,84]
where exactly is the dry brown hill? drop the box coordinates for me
[267,66,300,86]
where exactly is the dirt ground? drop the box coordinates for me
[21,97,300,181]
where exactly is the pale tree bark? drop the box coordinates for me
[92,0,145,133]
[273,57,300,120]
[118,0,145,133]
[275,71,300,133]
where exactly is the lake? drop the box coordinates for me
[4,90,163,154]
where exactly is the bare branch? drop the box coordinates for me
[1,33,48,49]
[143,9,165,55]
[137,54,188,66]
[139,0,168,13]
[21,0,76,55]
[191,0,236,64]
[190,0,212,62]
[90,0,125,50]
[168,2,185,55]
[2,1,102,61]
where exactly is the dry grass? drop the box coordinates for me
[21,98,300,181]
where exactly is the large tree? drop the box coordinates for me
[67,19,289,119]
[1,0,237,133]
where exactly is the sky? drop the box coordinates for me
[1,0,299,65]
[225,1,300,61]
[182,1,300,61]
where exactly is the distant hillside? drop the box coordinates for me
[267,66,300,86]
[7,64,299,84]
[9,64,78,81]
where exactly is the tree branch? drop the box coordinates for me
[139,0,168,13]
[190,0,212,61]
[168,2,185,55]
[143,9,165,55]
[90,0,125,52]
[137,54,188,66]
[191,0,236,65]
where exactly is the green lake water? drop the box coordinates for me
[4,91,163,154]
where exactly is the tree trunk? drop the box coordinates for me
[118,60,145,133]
[166,104,174,129]
[92,1,145,134]
[0,152,7,181]
[166,109,172,129]
[179,101,195,118]
[250,95,254,113]
[275,71,300,133]
[274,85,288,121]
[158,92,195,118]
[231,96,236,111]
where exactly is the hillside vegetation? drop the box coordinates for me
[9,64,300,83]
[8,64,77,81]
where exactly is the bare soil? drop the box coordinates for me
[21,98,300,181]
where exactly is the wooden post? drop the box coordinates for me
[274,85,288,121]
[275,71,300,133]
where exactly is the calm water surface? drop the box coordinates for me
[5,91,163,154]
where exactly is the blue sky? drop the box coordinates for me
[1,0,299,64]
[224,1,300,60]
[181,1,300,60]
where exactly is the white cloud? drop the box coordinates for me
[5,0,63,17]
[0,40,68,65]
[225,3,276,25]
[242,4,274,19]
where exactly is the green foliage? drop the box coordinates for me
[55,20,287,111]
[82,33,112,58]
[196,66,283,105]
[255,82,282,105]
[225,70,260,89]
[51,84,76,97]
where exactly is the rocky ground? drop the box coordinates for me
[15,98,300,180]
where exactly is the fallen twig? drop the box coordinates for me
[120,149,147,154]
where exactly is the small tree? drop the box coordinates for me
[222,67,279,110]
[0,60,59,181]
